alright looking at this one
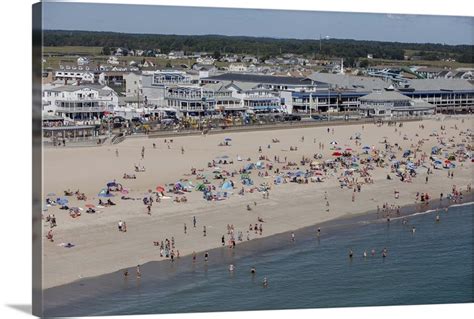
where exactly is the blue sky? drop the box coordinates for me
[42,2,473,45]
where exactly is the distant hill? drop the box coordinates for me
[43,30,473,64]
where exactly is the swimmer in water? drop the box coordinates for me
[412,226,416,234]
[363,250,367,258]
[317,227,321,237]
[382,248,388,258]
[371,249,375,256]
[250,267,256,274]
[349,249,353,259]
[229,264,235,272]
[291,232,295,242]
[436,214,440,222]
[136,265,141,278]
[263,277,268,288]
[123,270,129,278]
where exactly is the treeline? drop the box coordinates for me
[44,30,473,63]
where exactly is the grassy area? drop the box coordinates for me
[43,46,103,56]
[370,58,473,69]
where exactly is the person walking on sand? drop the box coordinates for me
[184,223,187,234]
[141,146,145,160]
[193,216,196,228]
[203,225,207,237]
[221,235,225,246]
[115,149,119,157]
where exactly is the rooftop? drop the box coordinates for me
[203,73,325,86]
[360,90,412,102]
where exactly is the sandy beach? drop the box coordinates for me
[42,115,473,289]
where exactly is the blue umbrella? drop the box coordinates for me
[107,181,117,187]
[362,146,371,150]
[57,197,69,205]
[98,188,114,197]
[224,137,232,141]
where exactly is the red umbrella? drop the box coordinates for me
[156,186,165,193]
[85,204,95,208]
[332,151,342,157]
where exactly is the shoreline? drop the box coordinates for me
[44,192,473,312]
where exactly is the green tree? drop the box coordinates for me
[101,46,111,55]
[213,50,221,60]
[359,59,369,68]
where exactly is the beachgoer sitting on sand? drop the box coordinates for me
[46,230,54,242]
[247,204,252,211]
[107,199,116,206]
[86,208,96,213]
[258,217,265,223]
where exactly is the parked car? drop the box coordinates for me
[311,115,329,121]
[284,114,302,122]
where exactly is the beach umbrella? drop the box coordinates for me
[106,181,117,187]
[85,204,95,208]
[56,197,69,205]
[330,141,338,145]
[332,151,342,157]
[345,148,353,151]
[224,137,232,142]
[98,188,113,197]
[362,146,371,150]
[156,186,165,193]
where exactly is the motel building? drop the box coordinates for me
[165,86,216,117]
[359,90,435,118]
[243,90,282,113]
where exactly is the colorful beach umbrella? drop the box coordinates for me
[156,186,165,193]
[332,151,342,157]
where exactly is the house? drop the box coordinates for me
[107,56,119,65]
[414,67,444,79]
[242,56,258,64]
[168,51,185,60]
[196,57,215,65]
[77,56,90,65]
[222,55,239,63]
[228,63,248,72]
[53,70,95,84]
[114,47,129,56]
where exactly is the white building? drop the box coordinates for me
[359,90,435,117]
[42,85,118,121]
[53,70,95,84]
[77,56,90,65]
[228,63,248,72]
[107,56,119,65]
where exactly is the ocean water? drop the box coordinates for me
[44,203,473,316]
